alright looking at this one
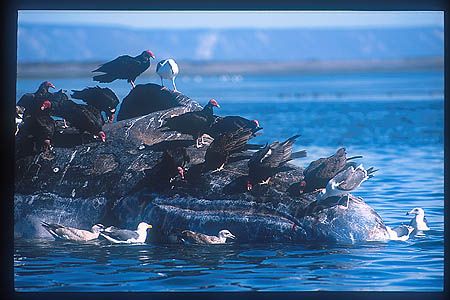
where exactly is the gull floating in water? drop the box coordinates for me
[407,207,430,234]
[41,221,105,242]
[180,229,236,244]
[99,222,152,244]
[316,163,377,208]
[386,225,415,241]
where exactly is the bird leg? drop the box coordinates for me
[259,177,271,185]
[313,188,325,193]
[172,78,178,92]
[130,81,136,89]
[339,194,350,210]
[211,163,225,173]
[160,77,164,88]
[196,138,202,148]
[61,119,68,129]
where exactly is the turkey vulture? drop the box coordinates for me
[17,81,55,117]
[57,100,106,143]
[298,148,363,194]
[157,147,190,182]
[208,116,261,139]
[156,59,179,92]
[247,134,307,189]
[17,100,55,153]
[204,127,260,172]
[161,99,220,148]
[92,50,155,89]
[71,86,120,122]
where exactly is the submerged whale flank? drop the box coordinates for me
[15,90,390,244]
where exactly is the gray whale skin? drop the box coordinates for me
[14,89,390,244]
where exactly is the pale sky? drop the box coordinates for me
[18,10,444,29]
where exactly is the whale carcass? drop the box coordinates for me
[14,89,389,244]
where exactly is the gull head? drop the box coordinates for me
[406,207,425,216]
[218,229,235,240]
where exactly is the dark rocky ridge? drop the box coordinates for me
[116,84,195,121]
[15,88,389,244]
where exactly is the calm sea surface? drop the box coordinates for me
[14,71,444,291]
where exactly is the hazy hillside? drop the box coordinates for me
[17,24,444,63]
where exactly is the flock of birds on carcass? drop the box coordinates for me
[15,50,430,244]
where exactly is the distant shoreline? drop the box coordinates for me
[17,57,443,78]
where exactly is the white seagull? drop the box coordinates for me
[180,229,236,245]
[156,59,179,92]
[41,221,105,242]
[99,222,153,244]
[386,225,415,241]
[316,163,377,208]
[407,207,430,233]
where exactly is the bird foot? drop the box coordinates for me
[338,195,350,210]
[211,164,225,173]
[258,177,271,185]
[313,188,325,193]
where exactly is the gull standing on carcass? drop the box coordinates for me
[156,59,179,92]
[316,163,377,209]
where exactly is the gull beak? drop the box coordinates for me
[406,209,415,215]
[229,234,236,239]
[148,225,153,229]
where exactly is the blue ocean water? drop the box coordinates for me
[14,71,444,291]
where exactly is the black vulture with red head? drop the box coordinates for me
[92,50,155,89]
[207,116,261,139]
[56,100,106,143]
[158,147,191,183]
[160,99,220,148]
[204,127,261,172]
[247,134,307,190]
[71,86,120,122]
[16,100,55,154]
[17,81,55,117]
[297,147,363,195]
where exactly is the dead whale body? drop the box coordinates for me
[14,89,389,244]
